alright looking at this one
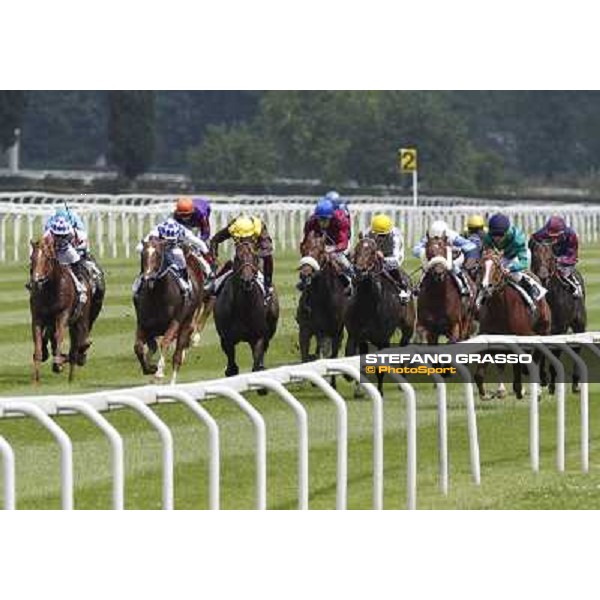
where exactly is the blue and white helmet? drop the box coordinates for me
[158,218,181,241]
[49,215,73,236]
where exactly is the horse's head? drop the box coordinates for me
[479,247,505,297]
[353,237,380,281]
[299,230,328,279]
[29,238,56,289]
[424,234,453,281]
[234,241,259,292]
[141,238,166,286]
[530,239,555,284]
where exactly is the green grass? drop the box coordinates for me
[2,236,600,509]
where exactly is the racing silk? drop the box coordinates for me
[530,226,578,266]
[465,232,484,259]
[365,227,404,267]
[412,228,478,260]
[42,230,80,265]
[173,199,211,241]
[483,225,529,272]
[303,209,350,252]
[144,224,209,254]
[45,212,88,252]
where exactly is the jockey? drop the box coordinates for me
[45,207,89,257]
[42,215,88,310]
[173,196,211,242]
[363,213,411,303]
[299,198,353,291]
[412,219,476,296]
[462,214,486,276]
[324,190,352,235]
[136,218,212,298]
[529,215,582,297]
[483,213,547,305]
[209,215,274,302]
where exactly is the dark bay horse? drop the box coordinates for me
[475,248,551,399]
[214,241,279,381]
[296,230,348,362]
[29,238,93,383]
[530,239,586,392]
[416,235,475,344]
[345,238,415,394]
[133,238,201,384]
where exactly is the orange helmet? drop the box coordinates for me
[175,197,194,216]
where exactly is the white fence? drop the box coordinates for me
[0,333,598,510]
[2,192,600,261]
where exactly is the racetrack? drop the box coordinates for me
[1,246,600,509]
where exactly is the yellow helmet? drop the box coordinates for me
[229,216,262,239]
[371,213,393,235]
[466,214,486,230]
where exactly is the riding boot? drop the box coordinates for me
[177,270,192,300]
[519,276,541,302]
[264,277,274,304]
[454,270,471,296]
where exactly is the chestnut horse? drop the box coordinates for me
[475,247,551,399]
[296,230,348,363]
[133,238,201,384]
[530,239,586,392]
[29,238,93,383]
[416,235,475,344]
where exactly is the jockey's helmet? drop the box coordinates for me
[466,214,486,231]
[194,197,211,217]
[315,199,335,219]
[158,218,181,241]
[229,216,261,239]
[429,220,449,238]
[371,214,393,235]
[546,215,566,237]
[325,190,340,202]
[175,197,194,216]
[49,216,73,237]
[488,213,510,236]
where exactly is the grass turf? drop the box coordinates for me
[1,238,600,509]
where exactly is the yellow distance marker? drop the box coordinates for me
[399,147,418,173]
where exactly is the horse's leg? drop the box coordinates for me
[474,364,489,400]
[52,311,70,374]
[512,363,524,400]
[221,337,239,377]
[192,296,215,346]
[31,320,43,384]
[171,325,193,385]
[251,338,268,395]
[134,328,157,375]
[447,321,461,344]
[495,364,507,399]
[157,322,180,381]
[299,326,313,362]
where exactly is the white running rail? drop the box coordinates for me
[0,333,598,510]
[2,193,600,261]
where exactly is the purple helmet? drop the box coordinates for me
[193,197,211,218]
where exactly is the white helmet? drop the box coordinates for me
[429,220,448,238]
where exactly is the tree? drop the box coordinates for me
[108,91,155,179]
[0,91,26,151]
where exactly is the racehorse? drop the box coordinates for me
[29,238,94,383]
[133,238,201,384]
[416,234,475,344]
[296,230,348,363]
[345,237,415,394]
[530,239,586,392]
[475,247,551,399]
[214,241,279,383]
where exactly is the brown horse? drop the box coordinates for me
[29,238,92,383]
[296,230,348,363]
[416,235,475,344]
[475,247,551,399]
[345,238,415,393]
[214,241,279,382]
[133,238,201,384]
[530,239,586,392]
